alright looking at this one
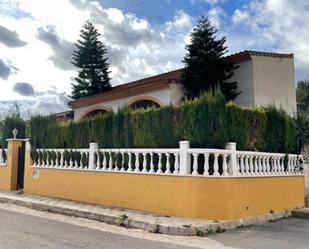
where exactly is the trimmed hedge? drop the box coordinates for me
[29,92,297,153]
[1,116,26,147]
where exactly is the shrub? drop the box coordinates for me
[28,91,297,153]
[1,116,26,147]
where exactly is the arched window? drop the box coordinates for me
[80,108,109,120]
[129,99,161,110]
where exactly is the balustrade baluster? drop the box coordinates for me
[213,153,219,176]
[149,153,155,173]
[173,153,179,175]
[192,153,198,175]
[102,152,107,170]
[142,153,147,173]
[114,152,119,171]
[265,156,271,175]
[108,152,113,171]
[240,155,245,175]
[55,151,59,167]
[157,153,162,173]
[222,154,228,176]
[96,151,101,170]
[165,153,171,174]
[253,156,258,174]
[127,152,132,172]
[121,152,125,171]
[203,153,209,176]
[249,156,254,175]
[244,156,249,175]
[279,156,284,174]
[134,153,140,172]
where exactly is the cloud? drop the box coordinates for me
[207,7,226,28]
[0,86,71,119]
[228,0,309,80]
[0,58,17,80]
[12,82,35,96]
[0,25,27,47]
[36,26,75,70]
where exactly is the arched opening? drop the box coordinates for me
[79,107,111,120]
[83,109,107,119]
[128,97,162,110]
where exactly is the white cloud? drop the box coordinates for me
[0,0,193,117]
[207,7,226,28]
[228,0,309,80]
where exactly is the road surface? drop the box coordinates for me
[0,203,308,249]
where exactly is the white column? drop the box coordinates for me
[88,143,98,170]
[225,142,237,176]
[179,141,191,175]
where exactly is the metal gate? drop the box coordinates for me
[17,141,25,190]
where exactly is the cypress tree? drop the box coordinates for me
[181,16,239,101]
[71,21,111,99]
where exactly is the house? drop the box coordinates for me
[69,50,297,121]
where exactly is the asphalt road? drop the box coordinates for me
[0,204,309,249]
[0,208,197,249]
[210,217,309,249]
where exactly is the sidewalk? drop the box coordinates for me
[0,191,294,236]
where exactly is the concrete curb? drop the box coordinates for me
[291,208,309,219]
[0,194,293,236]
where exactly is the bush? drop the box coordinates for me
[28,91,297,153]
[296,114,309,152]
[1,116,26,147]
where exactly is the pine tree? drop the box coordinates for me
[181,16,239,101]
[71,21,111,99]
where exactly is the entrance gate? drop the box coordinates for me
[17,141,25,190]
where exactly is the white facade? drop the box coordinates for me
[74,84,185,121]
[231,54,296,115]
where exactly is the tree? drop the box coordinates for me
[1,103,25,147]
[71,21,111,99]
[181,16,239,101]
[296,80,309,114]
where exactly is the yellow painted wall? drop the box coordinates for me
[0,140,22,191]
[24,141,304,220]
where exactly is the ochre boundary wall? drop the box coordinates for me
[23,142,304,220]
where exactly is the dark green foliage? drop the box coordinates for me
[29,92,296,153]
[176,91,227,148]
[296,80,309,115]
[262,107,297,153]
[71,20,111,99]
[1,116,26,147]
[131,106,177,148]
[181,16,239,101]
[225,104,267,151]
[295,114,309,152]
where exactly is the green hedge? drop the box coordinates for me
[29,92,297,153]
[296,114,309,152]
[1,116,26,147]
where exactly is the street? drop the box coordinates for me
[0,203,308,249]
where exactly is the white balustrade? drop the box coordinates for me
[236,151,287,176]
[0,149,8,166]
[31,142,304,177]
[187,149,232,176]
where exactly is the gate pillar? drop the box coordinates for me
[2,138,23,191]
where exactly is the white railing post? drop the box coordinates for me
[88,143,98,170]
[225,142,237,176]
[179,141,191,175]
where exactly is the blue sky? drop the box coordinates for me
[0,0,308,117]
[99,0,246,25]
